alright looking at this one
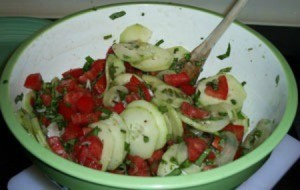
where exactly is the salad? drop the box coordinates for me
[16,24,271,177]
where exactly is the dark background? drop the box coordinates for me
[0,24,299,189]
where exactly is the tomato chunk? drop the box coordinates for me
[180,84,196,95]
[184,137,207,162]
[147,149,164,175]
[62,123,83,141]
[111,102,125,114]
[127,155,150,176]
[76,95,95,114]
[58,101,75,121]
[71,112,101,125]
[40,94,52,107]
[163,72,190,87]
[180,102,210,119]
[205,75,228,100]
[222,124,244,142]
[93,74,106,95]
[24,73,43,91]
[47,136,69,159]
[62,68,84,79]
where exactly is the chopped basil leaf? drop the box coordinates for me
[15,93,24,104]
[141,12,145,16]
[88,127,101,136]
[237,111,246,119]
[155,39,164,46]
[231,99,237,105]
[218,67,232,74]
[173,47,179,54]
[184,53,191,61]
[248,48,253,51]
[218,112,228,117]
[63,139,77,153]
[143,135,149,143]
[217,43,231,60]
[180,159,191,169]
[103,34,112,40]
[241,81,247,86]
[109,11,126,20]
[83,56,94,72]
[275,75,280,86]
[170,156,179,165]
[157,105,168,114]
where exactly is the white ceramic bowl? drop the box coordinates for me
[0,3,297,190]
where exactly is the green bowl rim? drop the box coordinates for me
[0,2,298,189]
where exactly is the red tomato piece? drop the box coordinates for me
[78,59,105,84]
[112,102,125,114]
[127,155,150,176]
[93,74,107,95]
[56,78,80,93]
[125,62,143,76]
[205,75,228,100]
[125,93,140,104]
[40,116,51,127]
[184,137,207,162]
[62,124,83,142]
[180,84,196,95]
[24,73,43,91]
[82,127,93,136]
[125,75,142,92]
[76,95,95,114]
[58,101,75,121]
[106,46,114,56]
[62,68,84,79]
[212,135,223,151]
[40,94,52,107]
[91,59,106,73]
[180,102,210,119]
[71,112,101,125]
[163,72,190,87]
[222,124,244,142]
[147,149,164,175]
[47,136,69,159]
[140,84,152,101]
[234,146,244,160]
[63,91,88,110]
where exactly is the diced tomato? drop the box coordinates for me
[212,135,223,151]
[207,151,216,160]
[147,149,164,175]
[62,123,83,141]
[222,124,244,142]
[47,136,69,159]
[205,75,228,100]
[234,146,244,160]
[24,73,43,91]
[76,95,95,114]
[106,46,114,56]
[163,72,190,87]
[83,156,102,170]
[180,84,196,95]
[184,137,207,162]
[140,84,152,101]
[63,91,89,110]
[40,94,52,107]
[62,68,84,79]
[58,101,75,121]
[40,116,51,127]
[82,127,93,136]
[91,59,106,73]
[78,59,105,84]
[71,112,101,125]
[125,93,140,104]
[125,63,143,76]
[180,102,210,119]
[93,96,104,107]
[125,75,142,92]
[56,78,81,93]
[111,102,125,114]
[127,155,150,176]
[93,74,106,95]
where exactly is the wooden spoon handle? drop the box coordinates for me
[191,0,248,60]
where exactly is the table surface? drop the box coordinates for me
[0,24,299,190]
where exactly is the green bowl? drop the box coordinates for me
[0,3,297,190]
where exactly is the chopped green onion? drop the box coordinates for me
[109,11,126,20]
[166,168,182,176]
[218,67,232,74]
[155,39,164,46]
[275,75,280,86]
[217,43,231,60]
[88,127,101,136]
[241,81,247,86]
[103,34,112,40]
[195,148,211,166]
[184,53,191,61]
[83,56,94,72]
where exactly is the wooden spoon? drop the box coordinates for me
[182,0,248,80]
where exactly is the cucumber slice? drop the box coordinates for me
[154,84,191,108]
[232,110,249,133]
[131,45,173,72]
[121,107,159,159]
[141,75,165,89]
[112,42,153,63]
[120,24,152,43]
[196,74,246,110]
[167,46,189,60]
[126,100,168,149]
[105,54,125,86]
[214,131,239,166]
[90,122,115,171]
[22,91,35,115]
[179,113,230,133]
[101,114,126,170]
[157,143,180,176]
[103,85,128,107]
[113,73,142,86]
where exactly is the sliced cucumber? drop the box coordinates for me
[232,110,249,133]
[112,42,154,63]
[105,54,125,87]
[214,131,239,166]
[167,46,189,60]
[113,73,142,86]
[22,91,35,115]
[154,84,191,108]
[179,113,230,133]
[121,107,159,159]
[90,122,115,171]
[120,24,152,43]
[196,74,246,110]
[126,100,168,149]
[157,143,180,176]
[103,85,128,107]
[141,75,165,89]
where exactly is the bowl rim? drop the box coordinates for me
[0,2,298,189]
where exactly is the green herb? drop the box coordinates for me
[218,112,228,117]
[123,55,130,60]
[231,99,237,105]
[99,108,113,120]
[103,34,112,40]
[218,67,232,74]
[161,159,167,165]
[192,91,201,104]
[180,159,191,169]
[155,39,164,46]
[143,135,149,143]
[237,111,246,119]
[118,90,127,101]
[120,129,126,134]
[173,47,179,54]
[166,168,181,176]
[83,56,94,72]
[124,142,130,152]
[217,43,231,60]
[195,148,211,166]
[109,11,126,20]
[2,79,8,84]
[88,127,101,136]
[241,81,247,86]
[206,79,219,91]
[63,139,77,153]
[157,105,168,114]
[248,48,253,51]
[170,156,179,165]
[184,53,191,61]
[14,93,24,104]
[275,75,280,86]
[141,12,145,16]
[109,65,117,80]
